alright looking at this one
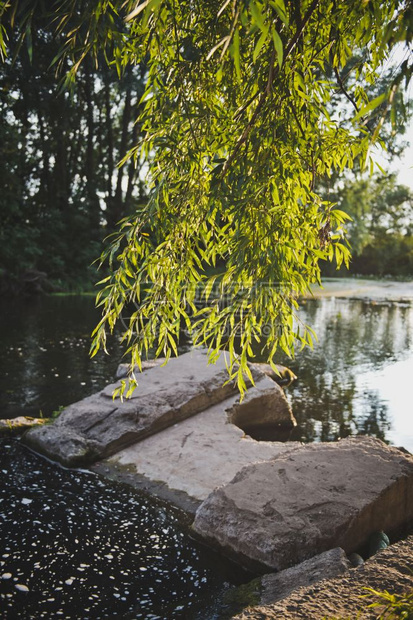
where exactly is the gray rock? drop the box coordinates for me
[97,387,300,511]
[233,535,413,619]
[192,437,413,572]
[226,375,296,435]
[251,363,297,387]
[115,358,166,379]
[258,548,350,605]
[348,552,364,567]
[23,350,265,467]
[224,548,350,617]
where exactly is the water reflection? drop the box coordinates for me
[0,296,123,419]
[1,294,412,450]
[280,298,413,451]
[1,293,412,617]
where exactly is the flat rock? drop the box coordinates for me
[259,547,350,605]
[192,437,413,571]
[23,350,292,468]
[234,535,413,619]
[95,387,299,511]
[23,350,245,466]
[115,358,166,379]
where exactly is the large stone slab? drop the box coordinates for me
[94,388,299,512]
[234,535,413,619]
[192,437,413,571]
[23,350,244,466]
[23,350,294,468]
[115,358,166,379]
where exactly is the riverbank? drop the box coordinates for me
[4,283,413,617]
[309,277,413,302]
[234,535,413,619]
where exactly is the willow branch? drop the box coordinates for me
[334,66,359,112]
[221,0,320,177]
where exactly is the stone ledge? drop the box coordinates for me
[22,349,295,468]
[233,535,413,619]
[192,437,413,571]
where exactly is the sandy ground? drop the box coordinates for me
[309,278,413,301]
[234,535,413,619]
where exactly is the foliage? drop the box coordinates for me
[0,6,147,292]
[364,587,413,619]
[1,1,413,393]
[320,173,413,276]
[352,233,413,277]
[323,588,413,619]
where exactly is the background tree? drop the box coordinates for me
[1,0,412,391]
[0,5,147,293]
[320,173,413,276]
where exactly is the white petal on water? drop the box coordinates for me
[21,498,33,505]
[15,584,29,592]
[1,573,12,580]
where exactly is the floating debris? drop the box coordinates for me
[0,439,246,618]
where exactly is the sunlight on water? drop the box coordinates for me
[1,292,412,617]
[280,297,413,451]
[355,356,413,452]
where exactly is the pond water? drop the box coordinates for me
[1,291,413,618]
[0,440,247,619]
[0,296,248,619]
[279,296,413,453]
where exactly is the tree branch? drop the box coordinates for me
[221,0,320,178]
[334,66,359,112]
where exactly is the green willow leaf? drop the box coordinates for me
[271,28,283,68]
[2,0,409,397]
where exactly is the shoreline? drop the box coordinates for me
[308,277,413,302]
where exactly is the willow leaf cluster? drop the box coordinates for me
[2,0,412,394]
[94,0,412,395]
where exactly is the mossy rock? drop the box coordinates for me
[0,416,49,436]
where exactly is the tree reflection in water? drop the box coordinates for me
[278,298,413,450]
[0,294,412,451]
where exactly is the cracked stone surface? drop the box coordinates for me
[192,437,413,571]
[97,389,299,509]
[23,349,295,469]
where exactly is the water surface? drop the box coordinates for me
[0,439,247,619]
[1,291,413,618]
[280,296,413,452]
